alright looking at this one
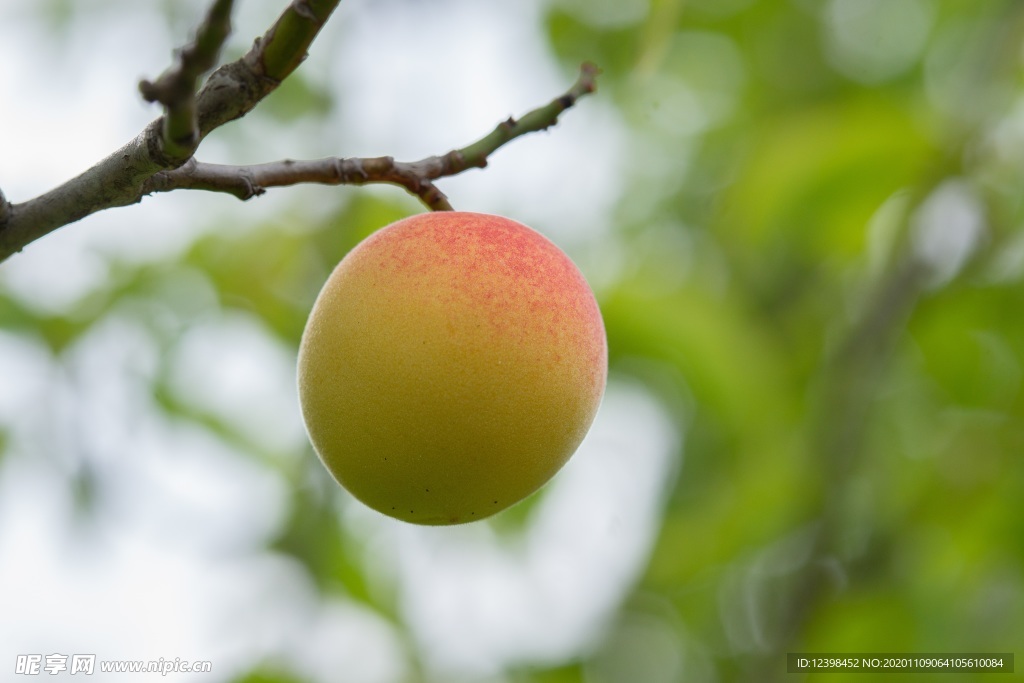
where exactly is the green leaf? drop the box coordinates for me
[720,94,935,269]
[232,667,310,683]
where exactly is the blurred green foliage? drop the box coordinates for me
[3,0,1024,682]
[554,0,1024,680]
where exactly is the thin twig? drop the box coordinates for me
[251,0,339,83]
[142,63,602,211]
[195,0,343,137]
[139,0,235,162]
[451,61,601,171]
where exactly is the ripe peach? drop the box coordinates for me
[297,212,606,524]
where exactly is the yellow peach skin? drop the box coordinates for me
[297,212,607,524]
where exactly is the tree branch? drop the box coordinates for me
[142,62,602,211]
[195,0,342,138]
[0,0,597,264]
[0,187,9,227]
[740,255,928,683]
[139,0,234,162]
[0,0,344,263]
[455,61,600,170]
[143,156,457,211]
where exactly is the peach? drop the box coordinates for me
[297,212,606,524]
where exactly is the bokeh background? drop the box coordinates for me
[1,0,1023,681]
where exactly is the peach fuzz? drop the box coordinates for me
[298,211,607,525]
